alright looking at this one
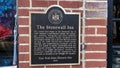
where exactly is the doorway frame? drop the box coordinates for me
[107,0,113,68]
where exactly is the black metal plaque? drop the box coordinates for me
[30,6,80,65]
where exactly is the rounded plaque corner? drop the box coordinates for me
[46,5,66,14]
[47,6,65,25]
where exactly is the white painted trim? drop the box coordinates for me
[85,26,106,28]
[86,17,107,19]
[18,7,30,9]
[19,16,29,18]
[19,52,29,54]
[84,34,106,36]
[85,59,106,61]
[19,34,29,36]
[19,43,29,46]
[86,0,107,2]
[85,51,106,53]
[29,0,32,8]
[85,43,106,45]
[19,61,29,63]
[19,25,29,27]
[57,0,59,5]
[86,9,107,11]
[45,5,66,14]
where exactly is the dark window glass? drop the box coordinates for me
[112,21,120,45]
[113,0,120,18]
[112,48,120,68]
[112,0,120,68]
[113,0,120,45]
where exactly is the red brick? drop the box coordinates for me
[86,61,107,67]
[97,28,107,34]
[19,63,44,68]
[18,18,29,25]
[72,65,82,68]
[72,10,83,13]
[18,0,30,7]
[72,10,83,17]
[29,10,44,12]
[31,66,44,68]
[86,19,107,26]
[19,46,29,52]
[60,1,83,8]
[47,66,70,68]
[88,0,107,2]
[18,9,29,16]
[65,10,71,12]
[18,9,44,16]
[86,11,107,18]
[19,27,29,34]
[85,28,95,34]
[32,1,57,7]
[85,36,107,43]
[86,45,107,51]
[19,37,29,43]
[19,63,29,68]
[85,53,106,59]
[86,2,107,9]
[19,54,29,61]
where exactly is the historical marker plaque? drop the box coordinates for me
[30,5,81,66]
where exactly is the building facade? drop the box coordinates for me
[18,0,108,68]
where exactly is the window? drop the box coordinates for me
[113,0,120,45]
[0,0,18,68]
[108,0,120,68]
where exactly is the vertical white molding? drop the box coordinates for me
[82,0,86,68]
[70,64,72,68]
[13,0,18,65]
[30,0,32,9]
[57,0,60,5]
[44,65,46,68]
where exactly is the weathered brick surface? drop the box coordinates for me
[97,28,107,34]
[86,2,107,9]
[86,19,107,26]
[72,65,82,68]
[19,36,29,43]
[85,53,107,59]
[19,54,29,61]
[18,9,29,16]
[86,61,107,67]
[19,63,44,68]
[85,28,95,34]
[18,18,29,25]
[85,36,107,43]
[59,1,83,8]
[19,63,30,68]
[86,44,107,51]
[32,1,57,7]
[46,66,70,68]
[19,45,29,52]
[19,27,29,34]
[86,11,107,18]
[18,0,30,7]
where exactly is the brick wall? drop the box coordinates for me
[18,0,107,68]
